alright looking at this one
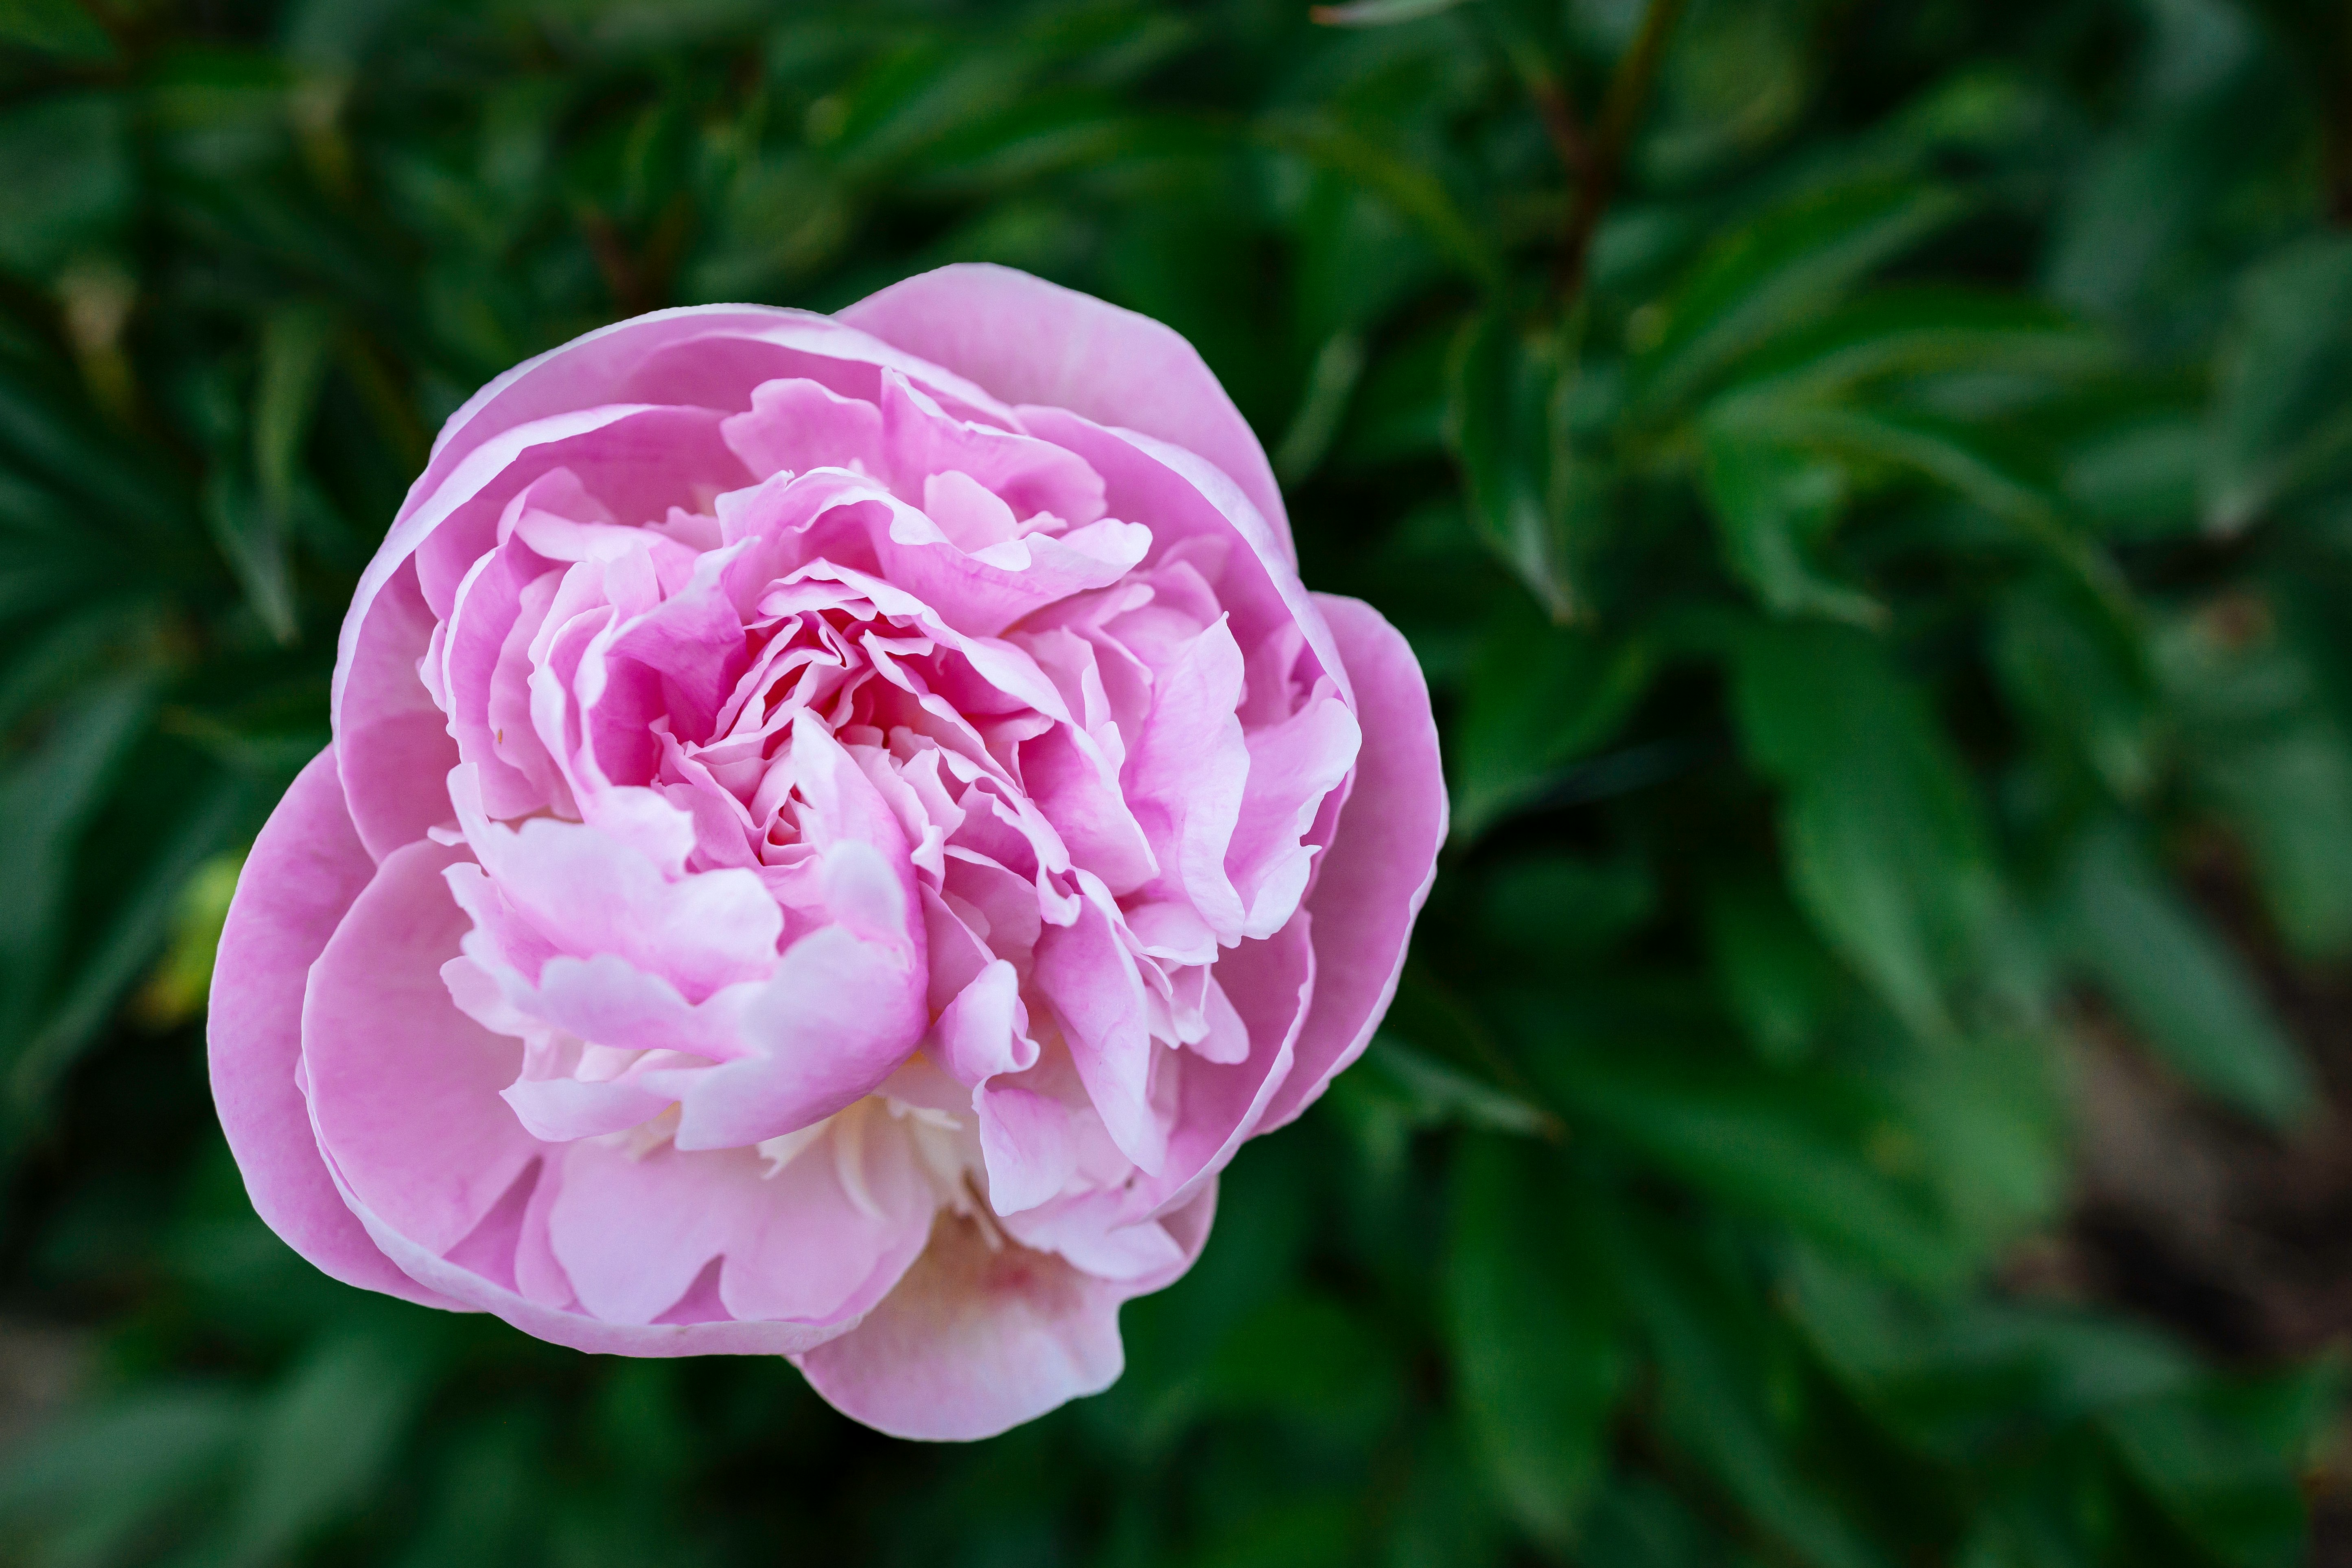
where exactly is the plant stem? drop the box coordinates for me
[1555,0,1688,300]
[1524,70,1595,186]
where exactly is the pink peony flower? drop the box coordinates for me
[208,265,1445,1439]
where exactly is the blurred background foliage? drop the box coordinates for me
[3,0,2352,1562]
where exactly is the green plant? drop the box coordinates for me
[3,0,2349,1563]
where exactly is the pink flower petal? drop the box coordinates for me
[794,1182,1216,1441]
[207,747,460,1309]
[1032,876,1165,1174]
[301,838,542,1258]
[976,1084,1077,1215]
[1256,595,1446,1133]
[546,1128,928,1328]
[337,564,458,862]
[840,263,1290,560]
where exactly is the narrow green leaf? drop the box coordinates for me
[1446,1135,1624,1547]
[2205,236,2352,534]
[1702,877,1847,1063]
[0,676,155,1047]
[1444,311,1592,620]
[1698,423,1884,626]
[1633,180,1969,416]
[219,1333,431,1568]
[2059,820,2312,1126]
[1451,599,1651,838]
[1261,113,1503,291]
[205,470,300,646]
[1617,1221,1898,1568]
[1711,288,2110,407]
[254,303,337,508]
[2161,609,2352,956]
[1733,621,1998,1042]
[6,770,245,1134]
[2104,1379,2327,1568]
[1357,1035,1558,1139]
[1991,579,2157,800]
[1715,400,2135,629]
[1272,330,1367,483]
[1197,1294,1401,1438]
[0,1389,250,1560]
[1788,1249,2198,1459]
[1539,1042,1962,1285]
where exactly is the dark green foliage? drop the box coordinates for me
[2,0,2348,1563]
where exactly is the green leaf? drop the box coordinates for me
[1991,578,2157,800]
[1450,597,1651,838]
[1616,1220,1898,1568]
[254,303,337,510]
[1578,1474,1750,1568]
[218,1332,432,1568]
[1445,1135,1624,1547]
[131,848,246,1029]
[1733,621,1998,1042]
[6,770,245,1135]
[2103,1372,2334,1568]
[1788,1250,2199,1459]
[1272,329,1367,483]
[1262,113,1503,291]
[1444,312,1597,622]
[0,1388,251,1562]
[2058,820,2312,1126]
[1360,1035,1556,1135]
[0,676,155,1055]
[1483,850,1657,955]
[2205,236,2352,534]
[0,0,114,59]
[1633,179,1969,417]
[1715,399,2135,629]
[1698,424,1884,626]
[2161,606,2352,956]
[1197,1293,1402,1439]
[387,1415,542,1568]
[0,92,132,280]
[1890,1029,2068,1251]
[1534,1039,1963,1285]
[1709,289,2110,407]
[205,469,300,646]
[1702,876,1849,1063]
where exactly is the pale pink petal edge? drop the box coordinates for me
[206,746,460,1309]
[840,262,1293,564]
[1256,594,1446,1133]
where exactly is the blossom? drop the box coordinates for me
[209,265,1445,1438]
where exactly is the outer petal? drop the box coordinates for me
[796,1182,1217,1440]
[208,747,460,1309]
[416,306,1014,517]
[294,838,858,1356]
[1255,595,1447,1133]
[302,839,542,1258]
[328,1162,865,1356]
[839,263,1292,562]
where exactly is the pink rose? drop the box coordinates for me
[207,265,1445,1439]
